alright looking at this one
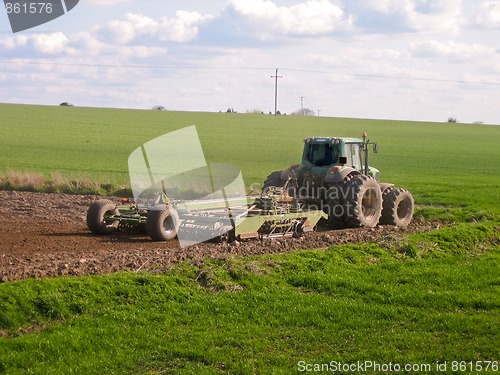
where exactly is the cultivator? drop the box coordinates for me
[87,184,326,246]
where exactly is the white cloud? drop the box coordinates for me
[0,11,210,57]
[304,46,447,87]
[0,29,169,59]
[0,35,28,50]
[308,47,406,67]
[226,0,351,37]
[27,33,68,55]
[410,40,496,61]
[111,45,167,58]
[352,0,463,33]
[94,15,141,45]
[407,0,462,32]
[158,11,214,42]
[66,32,106,56]
[86,0,131,5]
[471,0,500,28]
[94,11,214,44]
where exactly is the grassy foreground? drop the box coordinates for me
[0,223,498,374]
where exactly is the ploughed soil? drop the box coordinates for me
[0,191,437,282]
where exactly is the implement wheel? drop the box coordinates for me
[87,199,120,234]
[146,207,180,241]
[343,175,383,228]
[380,188,414,227]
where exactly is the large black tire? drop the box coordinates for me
[262,171,284,193]
[86,199,120,235]
[380,188,414,227]
[146,207,180,241]
[343,175,382,228]
[325,182,347,227]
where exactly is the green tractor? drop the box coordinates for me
[263,133,414,228]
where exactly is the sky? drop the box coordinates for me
[0,0,499,124]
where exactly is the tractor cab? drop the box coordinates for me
[281,134,380,200]
[293,137,365,197]
[298,134,380,183]
[302,137,364,170]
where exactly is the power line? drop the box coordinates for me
[0,60,272,71]
[282,67,500,86]
[0,59,499,86]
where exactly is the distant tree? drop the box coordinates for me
[447,117,458,123]
[292,108,316,116]
[59,102,73,106]
[226,107,236,113]
[152,105,166,110]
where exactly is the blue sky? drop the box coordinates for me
[1,0,499,124]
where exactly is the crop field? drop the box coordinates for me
[0,103,499,374]
[1,103,499,216]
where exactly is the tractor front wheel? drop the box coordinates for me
[380,188,414,227]
[87,199,120,235]
[146,207,180,241]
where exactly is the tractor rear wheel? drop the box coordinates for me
[343,175,382,228]
[262,171,284,193]
[146,207,180,241]
[87,199,120,234]
[325,183,346,227]
[380,188,414,227]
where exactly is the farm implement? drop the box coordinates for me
[87,130,414,245]
[86,184,327,246]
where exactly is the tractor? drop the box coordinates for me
[262,133,414,228]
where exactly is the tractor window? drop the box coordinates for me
[306,144,338,166]
[346,144,362,169]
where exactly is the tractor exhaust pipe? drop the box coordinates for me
[362,132,369,175]
[362,132,378,176]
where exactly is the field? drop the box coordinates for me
[1,103,499,217]
[0,103,499,374]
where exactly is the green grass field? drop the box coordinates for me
[0,230,499,374]
[1,103,499,217]
[0,104,499,374]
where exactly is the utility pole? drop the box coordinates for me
[317,109,321,117]
[299,96,304,110]
[271,68,283,115]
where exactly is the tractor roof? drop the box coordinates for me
[304,137,363,144]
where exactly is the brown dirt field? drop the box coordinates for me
[0,191,435,282]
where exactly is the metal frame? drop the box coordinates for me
[109,191,327,242]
